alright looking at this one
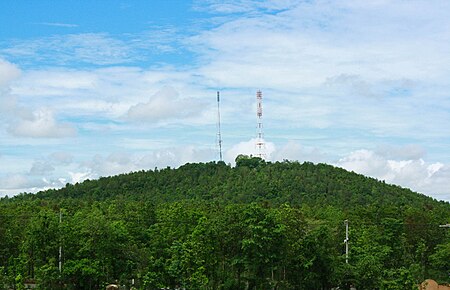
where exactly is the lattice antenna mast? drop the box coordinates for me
[216,91,223,161]
[255,90,266,159]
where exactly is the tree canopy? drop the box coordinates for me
[0,160,449,289]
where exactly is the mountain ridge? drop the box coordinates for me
[16,159,446,208]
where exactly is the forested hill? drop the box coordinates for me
[26,158,447,209]
[1,158,449,290]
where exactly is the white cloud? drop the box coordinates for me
[2,33,132,65]
[28,152,74,176]
[8,108,76,138]
[29,161,55,176]
[335,149,450,201]
[324,74,380,99]
[225,138,276,164]
[0,152,76,196]
[337,149,392,178]
[49,152,74,165]
[0,61,77,139]
[1,29,182,66]
[89,152,137,177]
[189,0,450,140]
[0,58,21,87]
[11,67,204,123]
[216,3,441,85]
[34,22,78,28]
[272,141,327,164]
[0,94,20,116]
[194,0,298,14]
[139,146,216,169]
[0,59,21,119]
[0,174,46,192]
[375,144,426,160]
[68,171,95,184]
[59,146,215,185]
[127,86,207,123]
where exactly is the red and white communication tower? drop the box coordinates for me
[255,90,266,159]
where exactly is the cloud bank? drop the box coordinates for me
[127,86,207,123]
[336,148,450,201]
[1,1,450,202]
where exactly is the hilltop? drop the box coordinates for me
[29,157,446,208]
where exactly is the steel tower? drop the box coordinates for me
[255,90,266,159]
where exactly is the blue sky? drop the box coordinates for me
[1,0,450,201]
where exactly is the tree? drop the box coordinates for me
[429,241,450,284]
[235,155,265,169]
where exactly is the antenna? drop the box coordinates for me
[255,90,266,159]
[216,91,223,161]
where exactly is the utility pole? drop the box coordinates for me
[59,209,62,273]
[344,219,349,264]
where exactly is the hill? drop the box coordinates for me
[1,158,449,289]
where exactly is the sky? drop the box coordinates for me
[0,0,450,201]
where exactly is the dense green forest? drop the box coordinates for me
[0,157,449,289]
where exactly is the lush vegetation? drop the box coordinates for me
[0,157,449,289]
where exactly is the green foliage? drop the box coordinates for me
[235,154,265,169]
[429,241,450,283]
[380,267,416,290]
[0,161,449,289]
